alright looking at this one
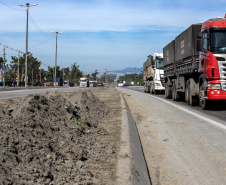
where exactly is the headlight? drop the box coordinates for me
[208,84,221,90]
[155,82,161,87]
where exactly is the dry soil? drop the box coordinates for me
[0,87,122,185]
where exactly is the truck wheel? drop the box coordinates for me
[189,94,198,106]
[172,84,175,100]
[165,84,169,98]
[187,83,191,105]
[172,83,179,101]
[199,85,208,110]
[151,87,154,94]
[185,84,189,103]
[189,83,198,106]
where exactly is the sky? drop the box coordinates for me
[0,0,226,75]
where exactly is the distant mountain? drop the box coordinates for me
[109,67,143,74]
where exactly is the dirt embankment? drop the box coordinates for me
[0,87,121,185]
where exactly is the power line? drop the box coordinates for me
[29,37,55,50]
[28,13,54,38]
[0,43,24,54]
[0,1,25,11]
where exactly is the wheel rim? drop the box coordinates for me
[199,87,204,107]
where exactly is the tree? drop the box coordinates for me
[118,72,143,86]
[0,57,4,70]
[85,74,90,80]
[45,66,61,82]
[61,67,70,80]
[91,69,99,80]
[99,72,106,83]
[69,62,83,83]
[10,52,41,83]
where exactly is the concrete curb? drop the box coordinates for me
[116,93,133,185]
[116,93,151,185]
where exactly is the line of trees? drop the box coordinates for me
[0,52,84,86]
[0,52,143,86]
[118,73,143,86]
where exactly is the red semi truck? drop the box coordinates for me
[163,16,226,109]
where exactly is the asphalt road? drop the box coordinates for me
[0,86,81,99]
[126,86,226,127]
[118,86,226,185]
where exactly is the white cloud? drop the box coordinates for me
[1,0,226,74]
[1,0,225,33]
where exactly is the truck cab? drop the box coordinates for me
[152,53,165,94]
[143,53,165,94]
[80,77,89,88]
[197,17,226,108]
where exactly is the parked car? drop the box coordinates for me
[97,81,104,86]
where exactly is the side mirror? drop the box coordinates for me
[197,39,202,51]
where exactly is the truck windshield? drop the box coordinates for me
[210,31,226,53]
[155,59,164,69]
[80,80,86,82]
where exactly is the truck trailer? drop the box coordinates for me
[163,16,226,109]
[143,53,165,94]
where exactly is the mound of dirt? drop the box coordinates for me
[0,87,121,184]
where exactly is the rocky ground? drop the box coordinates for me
[0,87,122,185]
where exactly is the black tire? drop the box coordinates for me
[185,84,188,103]
[165,83,169,99]
[172,83,179,101]
[199,85,208,110]
[187,83,190,105]
[151,86,154,94]
[190,95,198,106]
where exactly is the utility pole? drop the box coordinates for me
[105,69,107,84]
[51,31,63,87]
[19,3,37,87]
[32,68,33,86]
[63,68,64,82]
[3,47,6,87]
[135,67,137,86]
[40,62,41,84]
[17,50,20,87]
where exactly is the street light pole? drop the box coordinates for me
[19,3,37,87]
[135,67,137,86]
[3,47,6,87]
[105,69,107,84]
[17,50,20,87]
[51,31,63,86]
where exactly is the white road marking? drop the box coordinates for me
[124,88,226,131]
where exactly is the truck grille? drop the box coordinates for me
[160,78,165,87]
[221,81,226,91]
[218,59,226,91]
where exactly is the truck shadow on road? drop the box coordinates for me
[207,101,226,111]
